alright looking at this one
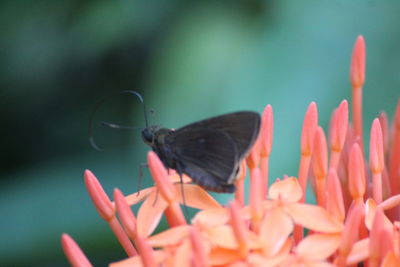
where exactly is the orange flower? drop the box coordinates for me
[62,35,400,267]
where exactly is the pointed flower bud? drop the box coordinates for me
[190,227,209,266]
[313,126,328,206]
[389,99,400,195]
[114,189,137,241]
[261,105,273,157]
[350,35,366,89]
[331,100,349,153]
[369,208,385,266]
[84,170,115,221]
[394,222,400,257]
[313,126,328,179]
[147,151,177,204]
[378,111,389,156]
[298,102,318,207]
[61,234,92,267]
[348,144,366,202]
[337,203,364,266]
[326,169,345,222]
[247,137,261,170]
[229,200,249,257]
[370,119,384,174]
[136,236,157,267]
[301,102,318,156]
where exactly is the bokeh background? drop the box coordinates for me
[1,0,399,266]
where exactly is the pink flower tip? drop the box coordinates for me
[348,143,366,201]
[261,105,274,157]
[370,208,386,262]
[378,111,389,154]
[229,200,249,256]
[338,203,364,260]
[326,169,345,222]
[301,102,318,156]
[247,136,261,169]
[147,151,177,203]
[350,35,366,89]
[84,170,115,221]
[396,98,400,128]
[313,126,328,179]
[369,119,384,174]
[331,100,349,152]
[114,188,137,240]
[190,227,208,266]
[136,235,157,267]
[61,234,92,267]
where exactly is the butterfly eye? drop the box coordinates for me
[141,128,154,145]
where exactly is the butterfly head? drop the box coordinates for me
[141,126,161,146]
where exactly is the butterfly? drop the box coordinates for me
[141,111,260,193]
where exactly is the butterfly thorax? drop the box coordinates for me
[141,126,177,168]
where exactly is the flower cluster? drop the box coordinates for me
[62,35,400,267]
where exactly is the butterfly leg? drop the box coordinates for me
[175,162,189,219]
[152,188,160,207]
[138,162,161,207]
[137,162,148,196]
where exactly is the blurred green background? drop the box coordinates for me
[1,0,399,266]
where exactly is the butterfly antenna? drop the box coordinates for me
[120,90,149,128]
[143,99,149,128]
[88,90,147,151]
[101,121,142,130]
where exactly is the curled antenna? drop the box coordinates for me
[88,90,148,151]
[101,121,142,130]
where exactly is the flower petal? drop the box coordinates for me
[268,177,302,202]
[228,261,248,267]
[381,251,400,267]
[172,239,192,267]
[123,187,154,206]
[248,253,288,267]
[192,208,229,227]
[279,238,293,255]
[346,238,370,265]
[379,194,400,211]
[202,224,261,250]
[109,256,143,267]
[205,225,238,249]
[209,247,243,266]
[260,207,293,257]
[261,200,277,211]
[175,184,222,210]
[109,250,167,267]
[365,198,393,231]
[296,233,341,260]
[285,203,343,233]
[147,225,190,247]
[302,261,336,267]
[137,191,168,237]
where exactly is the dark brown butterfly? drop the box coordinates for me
[89,91,261,193]
[141,111,261,193]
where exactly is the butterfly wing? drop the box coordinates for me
[178,111,261,161]
[169,128,239,193]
